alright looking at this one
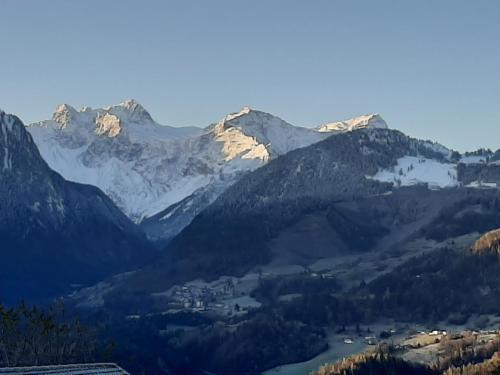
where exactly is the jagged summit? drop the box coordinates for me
[317,113,388,133]
[222,106,253,123]
[216,106,267,132]
[110,99,154,123]
[32,100,200,141]
[52,104,79,128]
[54,103,77,114]
[51,99,153,129]
[120,98,142,110]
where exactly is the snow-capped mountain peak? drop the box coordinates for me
[214,107,326,157]
[107,99,154,124]
[27,101,205,221]
[317,113,388,133]
[34,100,201,141]
[52,104,79,129]
[119,98,145,111]
[222,106,253,123]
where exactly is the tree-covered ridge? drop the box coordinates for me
[359,248,500,323]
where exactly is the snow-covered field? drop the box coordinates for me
[372,156,458,189]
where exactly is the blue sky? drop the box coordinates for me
[1,0,499,151]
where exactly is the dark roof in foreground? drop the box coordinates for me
[0,363,130,375]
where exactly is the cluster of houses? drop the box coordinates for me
[168,278,237,311]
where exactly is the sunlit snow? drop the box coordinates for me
[373,156,458,189]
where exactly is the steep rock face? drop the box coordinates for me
[0,110,152,303]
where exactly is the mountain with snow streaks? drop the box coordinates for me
[28,101,383,239]
[0,110,152,302]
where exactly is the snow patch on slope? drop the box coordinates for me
[372,156,458,189]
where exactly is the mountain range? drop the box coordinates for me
[27,101,387,241]
[5,102,500,375]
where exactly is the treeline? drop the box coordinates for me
[315,347,437,375]
[315,351,500,375]
[444,352,500,375]
[0,302,104,367]
[315,334,500,375]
